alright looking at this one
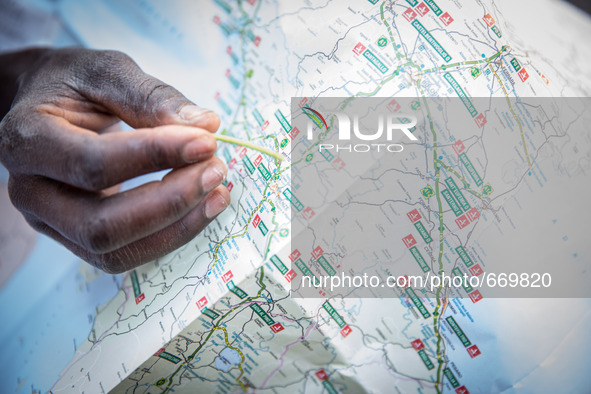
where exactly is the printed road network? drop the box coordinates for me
[6,1,591,393]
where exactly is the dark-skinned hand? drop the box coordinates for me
[0,48,230,274]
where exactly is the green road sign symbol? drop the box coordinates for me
[471,67,481,79]
[491,25,502,38]
[305,153,313,162]
[156,379,166,387]
[280,228,289,237]
[482,183,493,196]
[421,186,435,199]
[377,37,387,47]
[411,100,421,110]
[280,138,289,149]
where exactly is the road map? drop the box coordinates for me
[1,0,591,393]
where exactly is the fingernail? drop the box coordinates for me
[205,192,229,219]
[182,135,216,162]
[179,105,220,131]
[201,163,226,192]
[179,105,209,122]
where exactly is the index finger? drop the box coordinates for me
[1,110,219,191]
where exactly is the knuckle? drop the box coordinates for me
[67,144,107,190]
[139,81,181,120]
[89,50,137,75]
[101,50,134,65]
[0,109,27,169]
[176,215,191,237]
[168,190,193,218]
[25,217,47,234]
[77,49,140,96]
[80,216,114,254]
[7,174,31,212]
[142,132,168,169]
[6,176,22,208]
[94,51,161,100]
